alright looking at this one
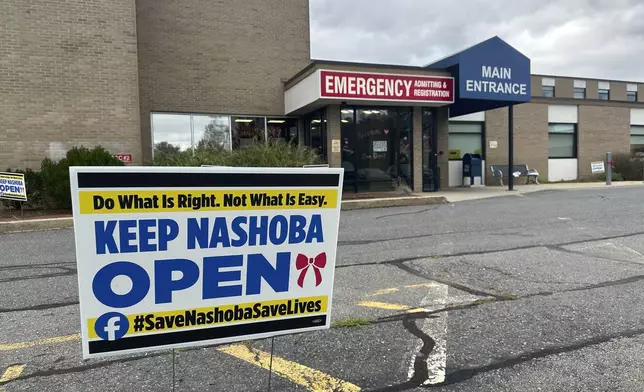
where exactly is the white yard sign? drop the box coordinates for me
[591,161,605,174]
[69,166,343,359]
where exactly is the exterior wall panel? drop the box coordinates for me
[0,0,141,169]
[578,106,630,178]
[136,0,311,162]
[484,103,549,184]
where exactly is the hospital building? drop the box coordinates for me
[3,0,644,192]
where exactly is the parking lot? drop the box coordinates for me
[4,186,644,391]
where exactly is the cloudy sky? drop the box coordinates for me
[310,0,644,81]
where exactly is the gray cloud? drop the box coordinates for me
[310,0,644,81]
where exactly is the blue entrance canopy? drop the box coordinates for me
[426,36,531,117]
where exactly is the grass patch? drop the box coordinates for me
[498,294,520,301]
[331,318,373,328]
[470,299,496,306]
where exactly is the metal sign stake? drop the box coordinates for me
[267,337,275,392]
[171,348,176,392]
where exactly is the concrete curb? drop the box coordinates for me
[0,217,73,235]
[341,196,448,211]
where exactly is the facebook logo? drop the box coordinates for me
[95,312,129,341]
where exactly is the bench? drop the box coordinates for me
[490,164,539,186]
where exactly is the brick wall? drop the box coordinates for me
[578,106,630,178]
[136,0,311,162]
[485,103,549,184]
[0,0,141,169]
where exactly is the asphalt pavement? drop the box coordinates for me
[3,186,644,391]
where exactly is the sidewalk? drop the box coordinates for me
[1,181,642,234]
[341,181,644,208]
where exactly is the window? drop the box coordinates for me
[598,89,610,100]
[267,118,298,145]
[542,85,555,97]
[448,122,484,160]
[151,113,298,156]
[151,113,192,155]
[231,117,265,148]
[548,124,577,158]
[631,126,644,158]
[193,115,231,150]
[573,88,586,99]
[304,110,326,162]
[628,91,638,102]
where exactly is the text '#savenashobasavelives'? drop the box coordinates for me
[79,189,336,214]
[87,296,327,338]
[70,167,344,359]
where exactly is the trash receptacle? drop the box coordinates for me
[462,153,482,186]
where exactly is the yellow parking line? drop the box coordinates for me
[358,301,426,314]
[0,334,360,391]
[368,288,399,296]
[0,365,25,383]
[358,300,410,310]
[405,283,436,289]
[0,334,80,352]
[367,282,437,297]
[219,344,361,392]
[0,364,25,392]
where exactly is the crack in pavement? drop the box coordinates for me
[0,262,76,270]
[336,229,644,262]
[389,260,503,299]
[375,273,644,325]
[431,326,644,388]
[0,352,167,386]
[337,220,578,246]
[0,267,77,284]
[456,260,583,285]
[374,207,440,220]
[0,301,78,313]
[367,316,436,392]
[546,245,644,267]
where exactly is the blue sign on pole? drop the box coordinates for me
[457,37,531,102]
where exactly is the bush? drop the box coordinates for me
[153,141,321,168]
[600,170,625,182]
[40,146,124,209]
[612,153,643,181]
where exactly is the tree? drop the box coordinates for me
[197,120,230,150]
[154,141,181,156]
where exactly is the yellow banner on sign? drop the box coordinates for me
[87,296,328,339]
[78,189,338,214]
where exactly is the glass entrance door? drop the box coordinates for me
[341,107,413,193]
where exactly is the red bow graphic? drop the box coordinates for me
[296,252,327,288]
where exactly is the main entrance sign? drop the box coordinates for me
[320,70,454,103]
[70,166,343,359]
[464,66,528,96]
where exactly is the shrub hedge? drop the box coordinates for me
[612,153,643,181]
[152,140,321,168]
[2,142,320,211]
[2,146,123,211]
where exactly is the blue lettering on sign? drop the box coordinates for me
[95,219,179,255]
[154,258,200,304]
[187,214,323,250]
[455,37,531,102]
[92,261,150,308]
[92,253,296,308]
[95,215,323,255]
[90,214,326,308]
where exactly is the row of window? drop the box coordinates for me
[150,113,299,155]
[542,85,638,101]
[449,123,644,160]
